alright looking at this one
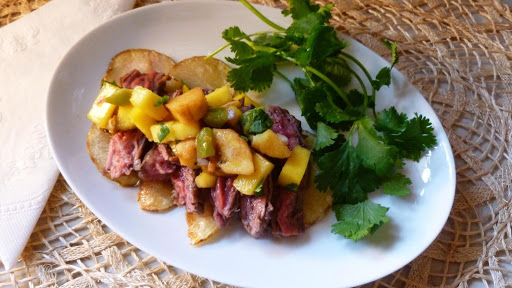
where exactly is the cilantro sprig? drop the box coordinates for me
[208,0,437,241]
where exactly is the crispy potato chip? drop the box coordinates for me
[103,49,176,84]
[138,181,176,211]
[303,163,333,227]
[186,202,219,245]
[169,56,231,89]
[86,124,139,187]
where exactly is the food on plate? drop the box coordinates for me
[87,48,331,244]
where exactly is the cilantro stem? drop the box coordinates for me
[239,0,286,31]
[306,66,353,107]
[275,69,293,85]
[345,65,368,110]
[339,51,375,110]
[205,43,230,60]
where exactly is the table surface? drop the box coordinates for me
[2,0,512,287]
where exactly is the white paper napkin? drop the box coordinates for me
[0,0,135,270]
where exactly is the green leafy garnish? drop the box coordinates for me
[208,0,437,242]
[153,95,169,107]
[284,183,299,192]
[157,123,170,143]
[331,200,390,241]
[240,108,274,135]
[102,80,120,88]
[253,179,265,196]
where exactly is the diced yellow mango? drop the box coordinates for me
[233,93,261,107]
[226,106,242,127]
[130,107,156,141]
[116,105,136,131]
[182,84,190,93]
[278,146,311,187]
[175,138,198,168]
[87,82,119,129]
[251,129,292,159]
[150,121,200,143]
[165,87,208,124]
[130,86,169,121]
[205,86,232,107]
[233,153,274,195]
[195,171,218,188]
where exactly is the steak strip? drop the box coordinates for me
[138,144,179,181]
[240,177,274,238]
[267,105,304,150]
[105,130,147,179]
[120,69,169,95]
[211,177,239,228]
[171,166,203,214]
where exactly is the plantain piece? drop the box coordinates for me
[169,56,231,89]
[86,124,139,186]
[138,181,176,211]
[303,163,333,227]
[103,49,176,84]
[212,128,254,175]
[186,202,219,245]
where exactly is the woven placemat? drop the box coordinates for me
[2,0,512,287]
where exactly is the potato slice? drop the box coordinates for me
[186,202,219,245]
[138,181,176,211]
[86,124,139,186]
[212,128,254,175]
[103,49,176,84]
[169,56,231,89]
[303,163,333,227]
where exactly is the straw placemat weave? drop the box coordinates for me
[2,0,512,287]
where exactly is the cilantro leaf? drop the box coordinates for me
[240,108,273,135]
[354,117,398,177]
[153,95,169,107]
[381,172,411,197]
[102,80,120,88]
[372,67,391,91]
[282,0,320,20]
[318,56,352,87]
[375,107,407,134]
[314,122,338,150]
[222,26,249,41]
[157,123,170,143]
[331,200,390,241]
[292,78,324,128]
[286,5,333,40]
[294,25,346,66]
[226,51,276,92]
[383,40,399,67]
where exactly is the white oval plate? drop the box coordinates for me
[46,1,456,287]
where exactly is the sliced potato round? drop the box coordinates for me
[103,49,176,84]
[186,202,219,245]
[86,124,139,187]
[303,163,333,227]
[169,56,231,89]
[138,181,176,211]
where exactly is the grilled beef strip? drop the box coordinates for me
[138,143,179,181]
[120,69,169,95]
[267,105,305,150]
[171,166,203,214]
[211,176,239,228]
[240,176,274,238]
[105,130,147,179]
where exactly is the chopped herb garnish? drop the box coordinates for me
[253,179,265,196]
[157,123,170,143]
[208,0,437,241]
[102,80,120,88]
[284,183,299,192]
[153,95,169,107]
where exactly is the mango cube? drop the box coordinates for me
[87,82,119,129]
[150,121,200,143]
[233,153,274,195]
[278,146,311,187]
[130,86,169,121]
[205,86,232,107]
[116,105,136,131]
[130,107,156,141]
[251,129,292,159]
[195,172,218,188]
[165,87,208,123]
